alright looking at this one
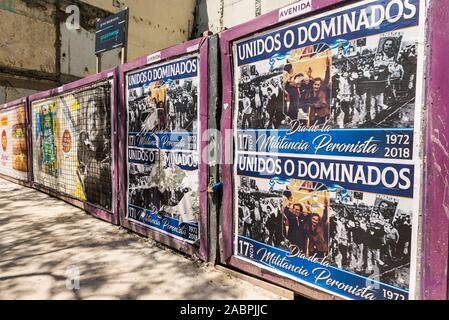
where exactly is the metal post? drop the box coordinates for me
[96,54,102,73]
[121,47,126,65]
[122,7,129,65]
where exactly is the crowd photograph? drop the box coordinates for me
[237,177,285,248]
[237,175,413,289]
[128,153,200,226]
[237,45,332,130]
[331,32,418,129]
[237,177,331,258]
[328,190,412,289]
[236,32,419,131]
[237,66,285,130]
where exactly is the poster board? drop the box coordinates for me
[221,0,426,300]
[28,69,119,225]
[119,38,209,260]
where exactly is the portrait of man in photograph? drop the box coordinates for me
[77,85,113,210]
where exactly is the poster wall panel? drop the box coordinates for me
[29,70,118,224]
[120,38,209,260]
[126,55,200,244]
[0,100,28,182]
[223,0,426,300]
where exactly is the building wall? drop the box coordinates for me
[0,0,117,104]
[0,1,56,74]
[1,0,294,104]
[0,0,197,104]
[0,1,53,103]
[193,0,298,36]
[1,87,36,104]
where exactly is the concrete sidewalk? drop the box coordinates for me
[0,178,285,300]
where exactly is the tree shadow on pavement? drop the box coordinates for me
[0,178,281,300]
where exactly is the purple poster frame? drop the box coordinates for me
[0,97,31,186]
[27,68,120,225]
[219,0,447,300]
[118,37,209,261]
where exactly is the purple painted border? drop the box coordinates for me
[118,37,209,261]
[199,39,210,260]
[0,97,27,111]
[27,67,120,226]
[420,0,449,300]
[219,0,349,47]
[0,97,30,186]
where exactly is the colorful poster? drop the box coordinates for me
[39,101,59,176]
[126,55,200,244]
[0,104,28,181]
[31,81,113,211]
[233,0,424,300]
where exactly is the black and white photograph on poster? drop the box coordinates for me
[238,176,285,247]
[236,45,333,130]
[235,32,419,131]
[237,176,331,258]
[157,151,200,224]
[128,150,161,221]
[128,87,148,133]
[237,67,285,130]
[328,190,412,290]
[127,79,198,134]
[165,79,198,132]
[331,32,417,128]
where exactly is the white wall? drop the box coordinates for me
[222,0,256,30]
[194,0,299,35]
[260,0,299,14]
[60,25,121,77]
